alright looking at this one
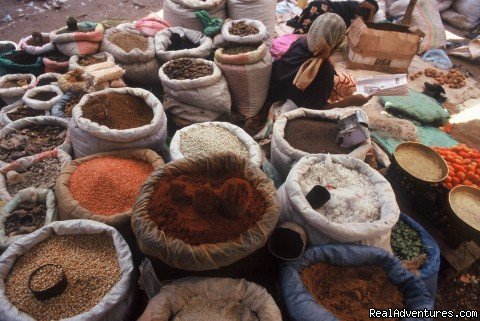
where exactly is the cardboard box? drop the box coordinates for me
[345,18,424,74]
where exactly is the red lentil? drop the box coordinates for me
[69,157,153,216]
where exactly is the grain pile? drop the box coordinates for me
[29,264,64,293]
[1,78,30,89]
[228,21,259,36]
[300,160,380,223]
[301,263,405,321]
[172,297,254,321]
[81,93,153,130]
[222,45,258,55]
[109,32,148,52]
[284,118,355,154]
[69,157,153,216]
[4,203,47,237]
[63,94,82,117]
[7,104,44,121]
[31,91,58,101]
[77,56,106,66]
[180,126,249,159]
[163,58,213,80]
[5,234,120,321]
[148,173,265,245]
[7,158,62,195]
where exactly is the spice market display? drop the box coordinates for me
[1,0,480,320]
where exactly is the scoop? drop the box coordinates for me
[306,185,331,208]
[28,264,67,301]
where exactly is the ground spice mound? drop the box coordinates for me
[229,21,259,36]
[31,91,58,101]
[64,94,82,117]
[2,51,38,65]
[5,234,120,321]
[7,104,44,121]
[4,202,47,237]
[45,51,69,62]
[285,118,355,154]
[81,93,153,130]
[301,264,405,321]
[69,157,153,215]
[222,45,259,55]
[78,55,106,66]
[163,58,213,80]
[7,157,62,195]
[148,172,266,245]
[109,32,148,52]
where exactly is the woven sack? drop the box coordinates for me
[22,85,63,111]
[221,19,267,45]
[68,52,115,71]
[50,22,104,56]
[35,73,61,87]
[42,57,69,73]
[163,0,227,32]
[0,74,35,105]
[0,100,49,127]
[19,33,55,55]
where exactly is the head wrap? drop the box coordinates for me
[293,13,346,91]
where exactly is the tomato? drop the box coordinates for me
[463,180,473,186]
[467,171,476,179]
[459,151,470,158]
[445,156,455,163]
[445,176,452,183]
[445,183,453,189]
[464,158,472,165]
[467,164,476,172]
[452,164,466,172]
[457,171,466,180]
[470,162,478,167]
[452,177,461,185]
[474,174,480,182]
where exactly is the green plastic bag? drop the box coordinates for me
[0,50,44,76]
[380,90,450,125]
[195,10,223,37]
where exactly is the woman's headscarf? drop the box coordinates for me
[293,13,347,91]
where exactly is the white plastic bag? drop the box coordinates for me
[22,85,63,111]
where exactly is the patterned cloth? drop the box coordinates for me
[328,73,357,103]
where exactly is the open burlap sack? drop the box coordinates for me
[131,153,279,271]
[35,73,61,87]
[221,19,267,45]
[19,33,55,55]
[0,101,49,127]
[163,0,227,32]
[22,85,63,111]
[55,149,164,229]
[0,74,36,105]
[68,51,115,71]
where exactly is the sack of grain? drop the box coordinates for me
[50,22,104,57]
[154,27,213,63]
[271,108,372,178]
[215,43,272,118]
[22,85,63,111]
[69,87,167,158]
[138,278,282,321]
[0,74,36,105]
[159,58,231,126]
[278,154,400,251]
[0,101,49,127]
[169,121,262,167]
[226,0,276,46]
[163,0,227,32]
[56,149,164,229]
[19,33,56,55]
[135,13,171,37]
[68,52,115,71]
[100,27,160,84]
[131,153,279,271]
[36,73,61,87]
[0,149,71,202]
[0,220,134,321]
[0,51,44,76]
[221,19,267,45]
[42,56,69,73]
[280,244,434,321]
[0,188,56,250]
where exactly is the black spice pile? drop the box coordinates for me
[7,105,44,121]
[229,21,259,36]
[163,58,213,80]
[166,33,198,51]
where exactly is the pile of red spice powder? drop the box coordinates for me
[301,263,405,321]
[69,157,153,216]
[147,172,266,245]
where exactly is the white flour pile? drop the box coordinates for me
[172,296,259,321]
[300,159,380,223]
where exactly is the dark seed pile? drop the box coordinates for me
[31,91,58,101]
[7,104,44,121]
[229,21,259,36]
[223,45,259,55]
[77,56,105,66]
[7,157,62,195]
[163,58,213,80]
[4,203,47,237]
[45,52,69,62]
[166,33,198,51]
[37,77,57,87]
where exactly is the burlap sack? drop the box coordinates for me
[56,149,164,229]
[69,87,168,158]
[19,33,56,55]
[131,153,279,271]
[42,57,69,73]
[22,85,63,111]
[154,27,213,63]
[0,74,36,105]
[68,51,115,71]
[50,22,104,57]
[221,19,267,44]
[271,108,372,178]
[163,0,228,32]
[35,73,61,87]
[215,43,272,118]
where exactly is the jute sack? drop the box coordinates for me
[0,149,72,202]
[101,28,160,84]
[131,153,279,271]
[226,0,276,46]
[271,108,372,178]
[22,85,63,111]
[0,101,49,127]
[215,43,272,118]
[169,121,262,167]
[221,19,268,45]
[0,220,134,321]
[159,58,231,126]
[56,149,164,229]
[50,22,104,57]
[19,33,55,55]
[277,154,400,251]
[0,74,36,105]
[70,87,168,158]
[0,188,56,250]
[163,0,227,32]
[68,51,115,71]
[138,278,282,321]
[154,27,213,63]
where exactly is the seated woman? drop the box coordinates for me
[288,0,379,34]
[268,13,370,110]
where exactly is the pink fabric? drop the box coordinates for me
[270,34,301,60]
[135,14,171,37]
[43,57,69,73]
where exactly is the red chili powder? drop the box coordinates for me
[147,172,266,245]
[70,157,153,216]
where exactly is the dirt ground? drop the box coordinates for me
[0,0,162,42]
